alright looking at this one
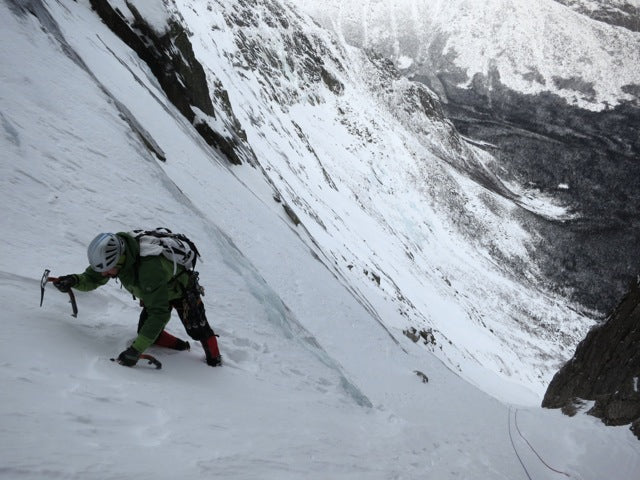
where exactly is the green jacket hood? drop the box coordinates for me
[116,232,140,269]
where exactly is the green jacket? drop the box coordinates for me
[72,232,190,353]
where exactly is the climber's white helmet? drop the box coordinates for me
[87,233,125,272]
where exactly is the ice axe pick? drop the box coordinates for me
[40,268,78,317]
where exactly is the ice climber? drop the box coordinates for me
[53,232,222,367]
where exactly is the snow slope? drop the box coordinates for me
[172,0,593,398]
[295,0,640,110]
[1,1,639,478]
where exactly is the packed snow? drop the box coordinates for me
[1,0,639,478]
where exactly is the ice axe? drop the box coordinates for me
[40,268,78,317]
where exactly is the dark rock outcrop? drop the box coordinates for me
[542,276,640,438]
[89,0,255,165]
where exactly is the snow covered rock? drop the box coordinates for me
[553,0,640,32]
[90,0,254,164]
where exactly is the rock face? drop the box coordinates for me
[542,277,640,438]
[89,0,255,165]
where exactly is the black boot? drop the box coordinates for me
[174,339,191,351]
[206,355,222,367]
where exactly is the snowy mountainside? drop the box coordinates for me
[2,0,592,400]
[553,0,640,32]
[296,0,640,110]
[294,0,640,314]
[2,1,640,477]
[175,0,591,395]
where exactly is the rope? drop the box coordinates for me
[508,406,533,480]
[514,409,572,478]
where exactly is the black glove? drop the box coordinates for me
[53,275,77,293]
[117,346,141,367]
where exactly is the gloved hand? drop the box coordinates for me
[53,275,77,293]
[116,346,141,367]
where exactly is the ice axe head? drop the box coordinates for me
[40,269,51,307]
[40,268,78,317]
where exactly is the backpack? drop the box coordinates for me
[130,228,201,275]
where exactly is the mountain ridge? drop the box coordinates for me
[296,0,640,312]
[2,0,640,475]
